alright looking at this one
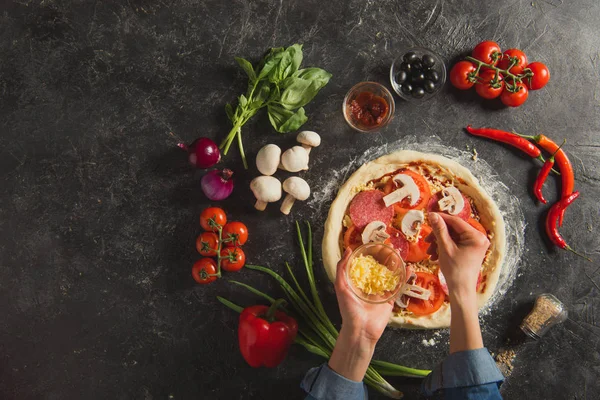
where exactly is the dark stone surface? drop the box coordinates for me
[1,1,599,399]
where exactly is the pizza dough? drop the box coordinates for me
[322,150,506,329]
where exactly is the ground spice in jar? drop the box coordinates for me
[520,293,568,339]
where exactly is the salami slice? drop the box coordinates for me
[348,190,394,230]
[387,226,409,260]
[426,191,472,221]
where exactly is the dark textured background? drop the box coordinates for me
[1,1,599,399]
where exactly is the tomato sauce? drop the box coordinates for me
[349,92,389,127]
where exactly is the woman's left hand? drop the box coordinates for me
[334,247,394,344]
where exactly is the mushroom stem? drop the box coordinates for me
[301,144,312,155]
[280,194,297,215]
[255,200,267,211]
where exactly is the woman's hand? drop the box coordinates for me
[426,212,490,353]
[334,247,394,343]
[425,212,490,299]
[327,247,394,381]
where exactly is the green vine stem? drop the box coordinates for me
[464,56,532,93]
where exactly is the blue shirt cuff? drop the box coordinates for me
[301,363,368,400]
[421,348,504,396]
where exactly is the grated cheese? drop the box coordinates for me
[349,255,400,295]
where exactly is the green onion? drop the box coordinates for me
[218,221,431,398]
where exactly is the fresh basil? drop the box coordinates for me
[220,44,332,168]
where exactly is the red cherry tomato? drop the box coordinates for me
[406,272,446,316]
[222,222,248,247]
[343,225,362,251]
[200,207,227,231]
[450,61,477,90]
[471,41,502,66]
[382,170,431,210]
[220,247,246,272]
[196,232,219,256]
[192,258,218,284]
[497,49,528,75]
[405,224,432,263]
[525,62,550,90]
[475,70,504,99]
[500,83,529,107]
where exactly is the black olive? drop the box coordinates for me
[401,83,413,96]
[411,71,425,84]
[422,54,435,68]
[400,62,412,73]
[403,51,418,63]
[411,59,423,70]
[424,80,436,93]
[411,86,425,99]
[395,70,408,84]
[425,70,439,83]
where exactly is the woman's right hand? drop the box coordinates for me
[425,212,490,298]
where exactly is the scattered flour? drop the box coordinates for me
[421,338,436,347]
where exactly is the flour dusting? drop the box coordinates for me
[308,135,525,312]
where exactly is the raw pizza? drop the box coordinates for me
[322,150,506,329]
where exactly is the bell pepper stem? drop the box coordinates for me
[264,298,287,322]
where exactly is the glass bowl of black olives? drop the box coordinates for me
[390,47,446,101]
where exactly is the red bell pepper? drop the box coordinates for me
[238,299,298,368]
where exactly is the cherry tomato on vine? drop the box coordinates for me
[500,83,529,107]
[196,232,219,256]
[525,62,550,90]
[475,70,504,99]
[220,247,246,272]
[192,258,218,284]
[497,49,528,75]
[200,207,227,231]
[471,41,502,66]
[449,61,477,90]
[222,222,248,247]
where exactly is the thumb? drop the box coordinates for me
[428,213,454,250]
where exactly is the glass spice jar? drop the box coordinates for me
[520,293,568,340]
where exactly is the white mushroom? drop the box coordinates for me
[250,176,282,211]
[256,144,281,176]
[383,174,420,207]
[296,131,321,155]
[361,221,390,244]
[401,210,425,240]
[279,146,309,172]
[280,177,310,215]
[437,186,465,215]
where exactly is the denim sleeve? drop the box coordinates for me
[301,363,368,400]
[421,348,504,399]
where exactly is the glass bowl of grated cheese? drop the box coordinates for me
[345,243,406,304]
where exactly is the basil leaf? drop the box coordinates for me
[239,94,248,108]
[225,103,234,122]
[257,48,285,80]
[235,57,256,81]
[254,83,271,104]
[269,50,292,84]
[279,107,307,132]
[287,44,303,75]
[279,78,327,110]
[267,105,308,133]
[294,67,332,88]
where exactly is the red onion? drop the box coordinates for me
[178,137,221,169]
[201,169,234,200]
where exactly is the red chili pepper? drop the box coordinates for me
[465,125,544,160]
[545,191,591,261]
[517,133,574,226]
[238,299,298,368]
[533,141,565,204]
